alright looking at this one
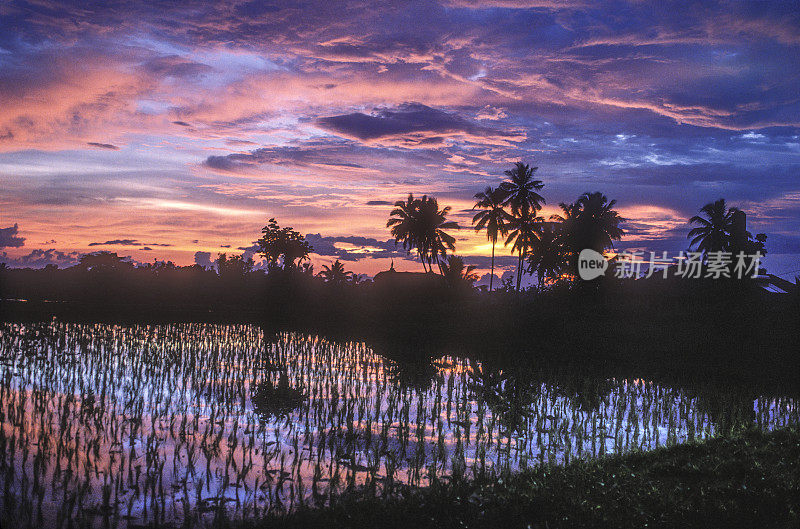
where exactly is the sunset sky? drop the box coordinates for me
[1,0,799,279]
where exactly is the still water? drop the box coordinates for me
[0,322,797,527]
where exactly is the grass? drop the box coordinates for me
[250,427,800,529]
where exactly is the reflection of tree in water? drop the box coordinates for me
[467,360,541,436]
[555,375,614,413]
[385,357,438,392]
[252,372,306,420]
[691,386,756,434]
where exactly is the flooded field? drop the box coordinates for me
[0,322,797,527]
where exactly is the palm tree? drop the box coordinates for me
[688,198,739,253]
[497,161,547,290]
[387,194,424,269]
[500,161,545,215]
[526,221,565,288]
[505,208,542,291]
[550,201,581,275]
[441,255,479,289]
[387,194,458,273]
[551,194,623,276]
[317,260,352,283]
[417,195,459,274]
[472,186,511,291]
[574,192,625,252]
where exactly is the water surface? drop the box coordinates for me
[0,322,796,527]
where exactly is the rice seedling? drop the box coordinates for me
[0,322,796,527]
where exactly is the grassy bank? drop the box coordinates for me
[248,427,800,529]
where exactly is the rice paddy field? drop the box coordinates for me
[0,322,798,528]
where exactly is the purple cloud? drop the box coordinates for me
[315,103,513,141]
[1,249,80,269]
[86,142,120,150]
[0,224,25,248]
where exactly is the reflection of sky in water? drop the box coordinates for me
[0,323,797,527]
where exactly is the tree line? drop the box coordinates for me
[0,161,770,298]
[383,161,766,291]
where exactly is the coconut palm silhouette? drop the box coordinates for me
[526,221,566,288]
[500,161,545,215]
[440,255,479,289]
[505,207,542,290]
[472,186,512,291]
[387,194,458,273]
[688,198,739,252]
[317,259,352,284]
[499,162,547,290]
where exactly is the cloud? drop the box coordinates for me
[203,142,372,173]
[315,102,519,144]
[194,251,213,268]
[141,55,212,78]
[87,239,172,247]
[304,233,410,261]
[0,224,25,248]
[1,0,799,273]
[88,239,140,247]
[86,142,120,150]
[1,249,81,269]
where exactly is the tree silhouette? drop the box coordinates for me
[688,198,739,253]
[498,162,547,290]
[526,221,566,288]
[317,259,352,284]
[77,251,134,272]
[258,218,313,271]
[505,208,542,290]
[215,253,254,278]
[499,161,545,215]
[440,255,479,289]
[550,202,581,276]
[575,192,625,252]
[387,194,458,273]
[688,199,768,273]
[472,186,512,291]
[551,194,623,276]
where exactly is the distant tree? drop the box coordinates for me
[472,186,512,291]
[386,194,422,267]
[550,201,581,275]
[387,194,458,273]
[497,162,547,290]
[552,193,624,276]
[688,199,738,253]
[350,273,368,286]
[418,195,459,273]
[499,161,545,215]
[526,221,566,288]
[688,199,768,275]
[77,252,134,272]
[440,255,479,289]
[574,192,625,252]
[215,253,254,278]
[141,260,178,272]
[505,208,542,291]
[317,260,353,284]
[257,218,313,271]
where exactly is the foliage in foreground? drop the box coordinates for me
[245,427,800,529]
